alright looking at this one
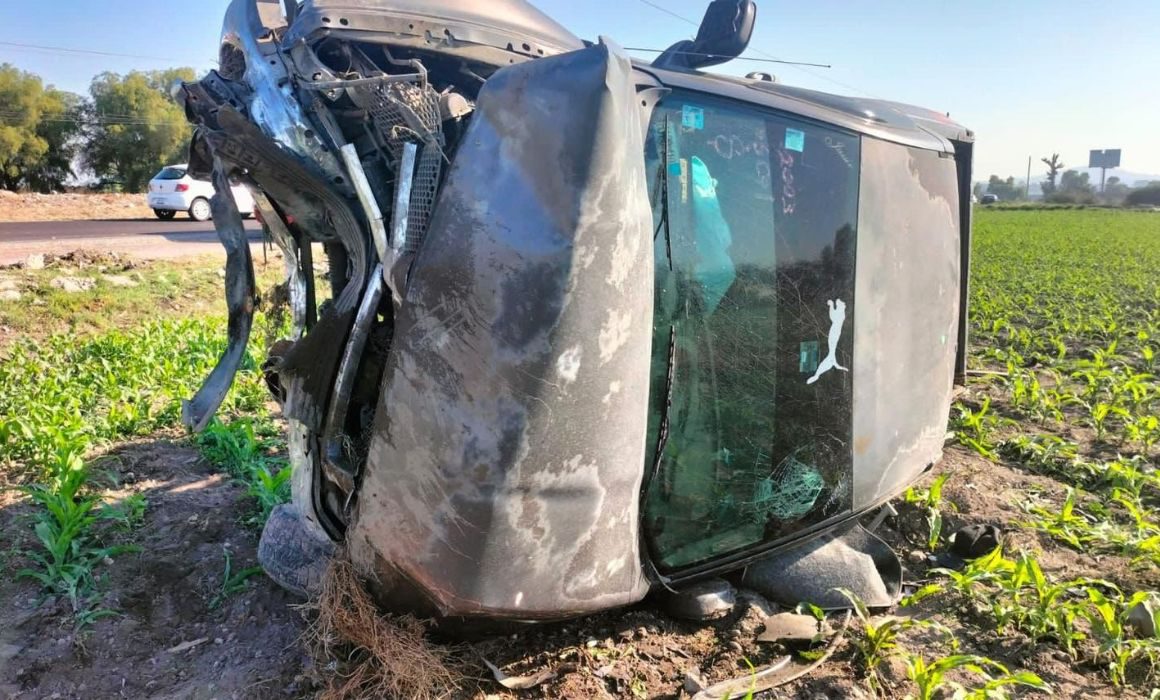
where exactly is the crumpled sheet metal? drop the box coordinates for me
[851,140,961,509]
[348,40,654,618]
[181,163,255,432]
[220,0,348,192]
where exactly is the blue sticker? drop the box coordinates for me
[799,340,820,374]
[681,105,704,130]
[785,128,805,152]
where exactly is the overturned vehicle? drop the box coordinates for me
[182,0,975,621]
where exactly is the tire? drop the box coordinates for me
[258,504,335,598]
[154,209,176,220]
[188,197,212,221]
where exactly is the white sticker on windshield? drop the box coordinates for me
[806,299,848,385]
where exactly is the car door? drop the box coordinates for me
[641,90,862,574]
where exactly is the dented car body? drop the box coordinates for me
[183,0,974,620]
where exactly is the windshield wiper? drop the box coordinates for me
[653,114,673,271]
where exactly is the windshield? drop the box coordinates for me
[155,167,186,180]
[642,91,861,571]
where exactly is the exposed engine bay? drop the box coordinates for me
[181,0,582,539]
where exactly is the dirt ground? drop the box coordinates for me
[2,435,1141,699]
[0,439,311,700]
[0,192,156,223]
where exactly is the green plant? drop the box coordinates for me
[950,398,1002,459]
[209,548,265,610]
[17,449,137,623]
[905,653,1048,700]
[837,588,915,691]
[1022,488,1093,550]
[100,493,148,531]
[904,473,953,550]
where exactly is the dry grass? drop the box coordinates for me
[300,555,467,700]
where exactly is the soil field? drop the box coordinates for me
[0,191,156,223]
[1,208,1158,699]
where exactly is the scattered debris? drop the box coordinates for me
[1127,599,1158,638]
[166,637,209,654]
[481,657,559,690]
[24,253,45,270]
[662,578,737,621]
[756,612,833,643]
[683,668,708,693]
[50,276,95,293]
[693,610,852,700]
[949,523,1003,558]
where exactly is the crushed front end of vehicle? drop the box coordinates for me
[183,0,973,623]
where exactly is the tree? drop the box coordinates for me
[82,68,196,192]
[1041,153,1064,197]
[1102,176,1130,205]
[1125,184,1160,207]
[0,64,83,192]
[986,175,1021,202]
[1046,170,1097,204]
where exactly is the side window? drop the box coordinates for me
[643,93,861,571]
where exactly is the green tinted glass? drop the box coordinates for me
[643,93,861,571]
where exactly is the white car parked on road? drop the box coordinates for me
[146,164,255,221]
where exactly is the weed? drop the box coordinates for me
[100,493,148,531]
[209,548,265,610]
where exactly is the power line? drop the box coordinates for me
[0,40,218,66]
[632,0,877,98]
[0,40,184,62]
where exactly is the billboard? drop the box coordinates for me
[1089,149,1122,169]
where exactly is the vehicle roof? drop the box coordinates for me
[637,61,973,154]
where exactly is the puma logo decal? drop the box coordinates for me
[807,299,848,385]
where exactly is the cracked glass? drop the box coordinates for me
[642,91,861,571]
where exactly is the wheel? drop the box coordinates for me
[154,209,176,220]
[188,197,212,221]
[258,504,335,597]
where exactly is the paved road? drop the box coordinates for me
[0,218,262,243]
[0,218,264,265]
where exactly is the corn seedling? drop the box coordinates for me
[905,653,1049,700]
[209,548,265,610]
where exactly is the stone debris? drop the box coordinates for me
[50,276,96,293]
[102,274,139,287]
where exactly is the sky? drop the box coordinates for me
[2,0,1158,181]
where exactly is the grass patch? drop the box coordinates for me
[0,253,285,347]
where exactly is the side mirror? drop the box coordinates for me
[653,0,757,71]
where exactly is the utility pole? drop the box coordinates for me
[1026,156,1032,199]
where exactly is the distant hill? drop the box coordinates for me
[1066,167,1160,187]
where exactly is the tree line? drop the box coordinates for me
[975,152,1160,207]
[0,63,195,194]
